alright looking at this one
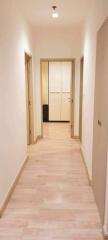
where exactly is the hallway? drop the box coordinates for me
[0,127,103,239]
[0,0,108,238]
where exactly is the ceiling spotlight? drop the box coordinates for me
[52,6,59,18]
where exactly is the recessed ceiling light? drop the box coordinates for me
[52,12,59,18]
[52,6,59,18]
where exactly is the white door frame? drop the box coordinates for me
[40,58,75,138]
[25,52,34,145]
[103,147,108,237]
[79,57,84,142]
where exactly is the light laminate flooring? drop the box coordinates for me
[0,124,103,239]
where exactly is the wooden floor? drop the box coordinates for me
[43,122,71,139]
[0,123,103,239]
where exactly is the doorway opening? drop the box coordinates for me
[25,53,34,145]
[41,59,75,139]
[79,57,84,142]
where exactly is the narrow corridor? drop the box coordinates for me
[0,125,103,239]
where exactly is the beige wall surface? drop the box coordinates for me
[82,0,108,180]
[0,0,36,210]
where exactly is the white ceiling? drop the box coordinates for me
[18,0,91,30]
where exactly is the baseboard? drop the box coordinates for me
[73,136,79,140]
[0,156,29,217]
[48,121,70,123]
[103,225,108,239]
[80,149,92,186]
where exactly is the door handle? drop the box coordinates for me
[98,120,101,127]
[68,98,74,103]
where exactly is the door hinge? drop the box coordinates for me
[30,130,31,135]
[29,100,31,106]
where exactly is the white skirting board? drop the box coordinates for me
[0,156,29,217]
[103,148,108,238]
[103,225,108,238]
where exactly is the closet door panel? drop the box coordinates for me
[61,93,70,121]
[49,93,61,121]
[61,62,72,92]
[49,62,62,92]
[49,61,72,122]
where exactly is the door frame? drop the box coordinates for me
[40,58,75,138]
[104,146,108,237]
[79,57,84,142]
[25,52,34,145]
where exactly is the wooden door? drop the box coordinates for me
[61,93,71,121]
[49,93,61,121]
[49,62,61,92]
[49,62,61,121]
[61,62,72,93]
[49,61,72,122]
[92,19,108,223]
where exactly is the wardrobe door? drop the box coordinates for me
[49,61,72,122]
[61,62,71,121]
[61,93,70,121]
[49,93,61,121]
[61,62,72,92]
[92,19,108,223]
[49,62,62,92]
[49,61,62,121]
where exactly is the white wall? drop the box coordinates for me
[34,28,83,136]
[82,0,108,179]
[0,0,36,210]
